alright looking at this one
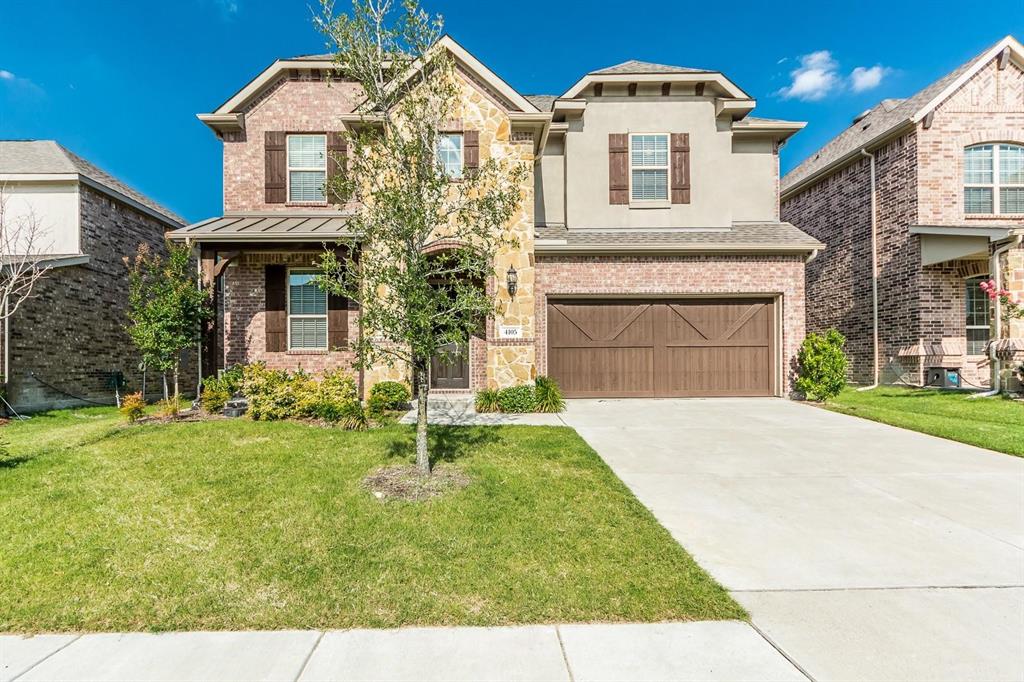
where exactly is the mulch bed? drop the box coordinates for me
[362,464,471,502]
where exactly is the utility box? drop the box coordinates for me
[926,367,961,389]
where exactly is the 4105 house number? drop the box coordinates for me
[499,325,522,339]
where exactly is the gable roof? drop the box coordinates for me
[0,140,184,226]
[524,94,557,111]
[591,60,710,75]
[782,35,1024,197]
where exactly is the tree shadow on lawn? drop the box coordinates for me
[385,425,500,465]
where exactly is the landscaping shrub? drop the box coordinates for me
[337,401,369,430]
[534,376,565,413]
[119,392,146,423]
[496,384,537,413]
[200,382,232,414]
[475,388,500,413]
[796,328,848,401]
[242,363,361,423]
[157,398,180,418]
[368,381,411,416]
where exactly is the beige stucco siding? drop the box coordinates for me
[560,98,778,228]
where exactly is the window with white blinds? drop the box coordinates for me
[436,133,463,179]
[288,270,328,350]
[964,143,1024,215]
[965,276,990,356]
[287,134,327,203]
[630,134,669,201]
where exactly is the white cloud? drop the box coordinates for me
[0,70,15,81]
[850,65,890,92]
[777,50,840,101]
[0,68,43,96]
[213,0,239,17]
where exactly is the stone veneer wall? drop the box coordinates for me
[0,185,192,411]
[782,133,919,384]
[534,254,807,395]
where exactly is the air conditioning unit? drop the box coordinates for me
[926,367,961,389]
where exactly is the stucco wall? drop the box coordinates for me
[0,180,81,255]
[561,86,778,229]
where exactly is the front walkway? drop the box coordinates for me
[560,398,1024,682]
[2,621,804,682]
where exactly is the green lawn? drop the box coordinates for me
[0,407,742,632]
[824,386,1024,456]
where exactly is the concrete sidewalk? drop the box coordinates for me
[1,621,805,682]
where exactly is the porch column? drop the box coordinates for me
[200,247,219,379]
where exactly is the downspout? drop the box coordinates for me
[857,148,880,391]
[971,233,1023,398]
[194,239,203,396]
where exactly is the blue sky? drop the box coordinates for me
[1,0,1020,223]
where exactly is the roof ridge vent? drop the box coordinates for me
[852,108,873,125]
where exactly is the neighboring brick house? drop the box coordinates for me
[782,36,1024,392]
[172,36,822,399]
[0,141,192,411]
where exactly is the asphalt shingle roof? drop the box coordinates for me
[591,60,710,75]
[0,140,184,226]
[535,222,823,251]
[524,94,557,111]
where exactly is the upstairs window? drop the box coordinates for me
[964,143,1024,215]
[630,134,669,201]
[437,133,463,179]
[288,269,327,350]
[965,276,990,356]
[287,134,327,202]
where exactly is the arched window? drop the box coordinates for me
[964,143,1024,215]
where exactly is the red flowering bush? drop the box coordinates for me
[979,279,1024,322]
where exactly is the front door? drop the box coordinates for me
[431,342,470,389]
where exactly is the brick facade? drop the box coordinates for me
[1,185,194,411]
[782,53,1024,389]
[535,255,807,395]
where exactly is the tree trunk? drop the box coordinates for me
[415,363,430,476]
[172,361,180,415]
[162,373,169,402]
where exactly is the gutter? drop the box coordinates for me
[858,148,881,391]
[971,233,1023,398]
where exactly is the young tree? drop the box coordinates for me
[0,186,54,385]
[315,0,527,474]
[124,242,211,412]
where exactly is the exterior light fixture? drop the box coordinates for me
[506,266,518,298]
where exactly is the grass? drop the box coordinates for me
[0,407,743,632]
[824,386,1024,456]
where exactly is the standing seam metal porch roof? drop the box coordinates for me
[169,214,354,241]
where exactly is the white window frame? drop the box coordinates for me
[436,132,464,180]
[628,133,671,203]
[287,267,328,351]
[964,275,990,357]
[964,143,1024,215]
[286,134,327,204]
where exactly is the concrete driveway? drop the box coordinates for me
[561,398,1024,682]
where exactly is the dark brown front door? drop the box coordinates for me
[547,298,776,398]
[431,342,470,389]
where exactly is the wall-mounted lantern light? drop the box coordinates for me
[506,266,518,299]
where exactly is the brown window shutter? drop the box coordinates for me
[327,292,348,350]
[265,265,287,352]
[608,133,629,204]
[265,132,287,204]
[671,133,691,204]
[463,130,480,170]
[326,132,347,204]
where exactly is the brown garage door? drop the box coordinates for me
[547,298,776,398]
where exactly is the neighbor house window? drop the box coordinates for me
[288,269,327,350]
[964,143,1024,215]
[287,134,327,202]
[965,276,990,355]
[436,133,463,179]
[630,134,669,201]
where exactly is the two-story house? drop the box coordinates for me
[0,140,190,411]
[172,36,821,399]
[782,36,1024,392]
